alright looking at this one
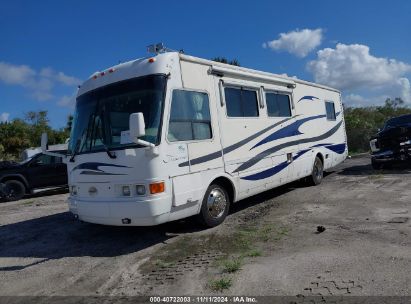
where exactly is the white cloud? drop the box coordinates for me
[263,28,323,58]
[0,112,10,123]
[343,93,390,107]
[307,43,411,104]
[0,62,81,102]
[57,93,76,108]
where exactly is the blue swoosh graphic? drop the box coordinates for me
[72,162,130,175]
[251,115,326,150]
[241,149,311,181]
[324,143,346,154]
[298,96,319,102]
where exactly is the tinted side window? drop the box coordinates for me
[168,90,212,142]
[266,93,292,117]
[325,101,336,120]
[225,87,259,117]
[34,154,53,165]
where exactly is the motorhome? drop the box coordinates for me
[42,45,347,227]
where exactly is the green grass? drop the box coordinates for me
[221,258,242,273]
[243,249,262,257]
[368,174,383,179]
[209,277,232,292]
[154,259,175,268]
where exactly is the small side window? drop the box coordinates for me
[225,87,259,117]
[266,92,292,117]
[325,101,336,120]
[168,90,212,142]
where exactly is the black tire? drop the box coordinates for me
[308,156,324,186]
[371,159,383,170]
[197,184,230,228]
[4,180,26,201]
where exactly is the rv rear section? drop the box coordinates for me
[66,50,347,227]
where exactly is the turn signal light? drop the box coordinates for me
[149,182,165,194]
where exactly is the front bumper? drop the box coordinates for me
[68,195,172,226]
[371,146,411,163]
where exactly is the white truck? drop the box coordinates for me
[42,45,347,227]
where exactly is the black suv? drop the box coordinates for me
[369,114,411,169]
[0,153,67,201]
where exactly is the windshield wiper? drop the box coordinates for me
[70,114,93,162]
[103,145,116,159]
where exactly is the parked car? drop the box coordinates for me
[369,114,411,169]
[0,152,67,201]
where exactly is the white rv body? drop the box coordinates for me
[67,52,347,226]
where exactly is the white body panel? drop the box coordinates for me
[67,52,347,226]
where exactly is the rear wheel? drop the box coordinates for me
[308,156,324,186]
[4,180,26,201]
[197,184,230,228]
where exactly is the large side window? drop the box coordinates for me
[224,87,259,117]
[325,101,336,120]
[167,90,212,142]
[265,92,292,117]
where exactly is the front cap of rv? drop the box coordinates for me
[67,52,183,226]
[77,52,179,97]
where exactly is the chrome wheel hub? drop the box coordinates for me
[207,189,227,219]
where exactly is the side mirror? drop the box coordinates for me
[129,112,146,139]
[127,112,156,151]
[40,132,67,160]
[41,132,48,152]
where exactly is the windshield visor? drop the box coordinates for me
[69,75,166,155]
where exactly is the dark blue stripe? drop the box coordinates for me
[324,143,346,154]
[251,115,326,150]
[178,116,297,167]
[72,162,130,174]
[241,161,288,181]
[241,149,311,181]
[298,96,319,102]
[233,121,343,173]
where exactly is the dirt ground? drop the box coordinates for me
[1,156,411,298]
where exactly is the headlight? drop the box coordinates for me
[400,139,411,146]
[122,185,131,196]
[136,185,146,195]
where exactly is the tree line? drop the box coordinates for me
[0,98,410,160]
[0,111,72,160]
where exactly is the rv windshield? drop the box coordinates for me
[69,74,166,155]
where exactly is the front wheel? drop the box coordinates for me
[4,180,26,201]
[197,184,230,228]
[308,156,324,186]
[371,159,383,170]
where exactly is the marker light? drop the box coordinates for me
[92,75,98,79]
[148,57,156,63]
[122,185,131,196]
[136,185,146,195]
[108,68,115,73]
[100,72,105,76]
[149,182,165,194]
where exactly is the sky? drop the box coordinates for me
[1,0,411,128]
